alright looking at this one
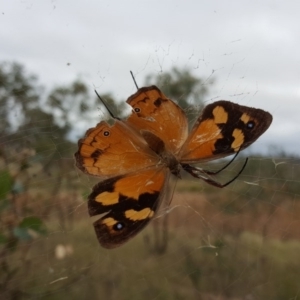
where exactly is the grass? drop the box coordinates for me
[2,155,300,299]
[3,188,300,300]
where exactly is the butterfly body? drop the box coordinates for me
[75,85,272,248]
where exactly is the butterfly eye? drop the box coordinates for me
[246,121,255,129]
[103,130,110,136]
[113,222,125,231]
[134,107,141,113]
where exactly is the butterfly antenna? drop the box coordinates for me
[94,90,119,120]
[130,71,139,90]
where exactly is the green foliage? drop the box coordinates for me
[0,163,48,297]
[0,62,40,134]
[14,216,47,241]
[19,216,46,234]
[0,170,13,200]
[0,233,8,244]
[47,80,89,130]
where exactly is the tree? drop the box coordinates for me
[0,62,41,136]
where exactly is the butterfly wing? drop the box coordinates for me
[75,117,172,248]
[126,86,188,154]
[75,119,160,178]
[180,100,272,163]
[88,168,169,248]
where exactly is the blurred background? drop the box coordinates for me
[1,1,299,299]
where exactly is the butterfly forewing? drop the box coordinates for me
[75,120,160,178]
[126,86,188,154]
[180,101,272,163]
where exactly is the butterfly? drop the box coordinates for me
[75,85,272,248]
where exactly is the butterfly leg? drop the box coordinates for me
[182,157,248,188]
[200,151,243,175]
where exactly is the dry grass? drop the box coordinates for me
[2,172,300,299]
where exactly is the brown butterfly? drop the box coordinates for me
[75,85,272,248]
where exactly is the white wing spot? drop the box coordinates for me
[145,180,154,186]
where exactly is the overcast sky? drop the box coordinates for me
[1,0,299,156]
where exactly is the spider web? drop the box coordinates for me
[1,2,300,300]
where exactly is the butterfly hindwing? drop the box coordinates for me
[88,168,169,248]
[180,100,273,163]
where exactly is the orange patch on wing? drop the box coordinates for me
[95,191,119,205]
[240,113,251,124]
[125,208,154,221]
[213,106,228,124]
[102,217,118,226]
[231,129,244,151]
